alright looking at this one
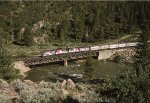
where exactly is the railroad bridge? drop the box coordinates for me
[22,42,137,66]
[23,51,98,66]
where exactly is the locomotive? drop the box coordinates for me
[42,46,95,56]
[41,42,138,56]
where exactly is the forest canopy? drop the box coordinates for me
[0,1,149,45]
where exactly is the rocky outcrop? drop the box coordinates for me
[66,79,76,89]
[33,34,48,44]
[110,48,136,61]
[61,79,76,90]
[24,80,38,88]
[32,20,45,32]
[13,61,30,73]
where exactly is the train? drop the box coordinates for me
[41,42,138,56]
[42,46,92,56]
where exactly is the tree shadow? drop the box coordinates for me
[63,96,80,103]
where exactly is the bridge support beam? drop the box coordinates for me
[63,59,68,66]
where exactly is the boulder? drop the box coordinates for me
[66,79,76,89]
[61,80,67,89]
[13,61,30,73]
[24,80,37,88]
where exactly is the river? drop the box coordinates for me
[26,59,124,82]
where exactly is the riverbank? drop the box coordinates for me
[12,53,130,82]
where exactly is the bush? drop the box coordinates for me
[63,95,80,103]
[0,79,9,88]
[0,94,11,103]
[102,67,150,103]
[11,79,28,92]
[113,55,124,63]
[20,89,36,103]
[32,88,56,103]
[1,79,99,103]
[0,41,19,81]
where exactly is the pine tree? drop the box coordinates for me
[134,2,150,76]
[22,25,33,46]
[84,55,94,78]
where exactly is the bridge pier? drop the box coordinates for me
[97,50,116,60]
[63,59,68,66]
[97,52,101,60]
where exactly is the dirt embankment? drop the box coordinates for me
[13,61,30,73]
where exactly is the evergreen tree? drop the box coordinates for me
[22,25,33,46]
[0,40,19,80]
[101,2,150,102]
[0,1,149,44]
[134,2,150,76]
[134,24,150,74]
[84,55,94,78]
[0,28,11,44]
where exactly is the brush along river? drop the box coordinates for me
[26,60,124,82]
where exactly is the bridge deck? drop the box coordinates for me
[23,51,98,66]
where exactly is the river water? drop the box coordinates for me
[26,60,124,82]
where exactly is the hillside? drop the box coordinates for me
[0,1,150,103]
[1,1,148,47]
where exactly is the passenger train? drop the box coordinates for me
[41,42,138,56]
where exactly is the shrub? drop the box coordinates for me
[20,89,36,103]
[0,94,11,103]
[63,95,80,103]
[32,88,55,103]
[0,79,9,88]
[1,79,99,103]
[113,55,124,63]
[0,41,19,81]
[11,79,28,92]
[102,67,150,103]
